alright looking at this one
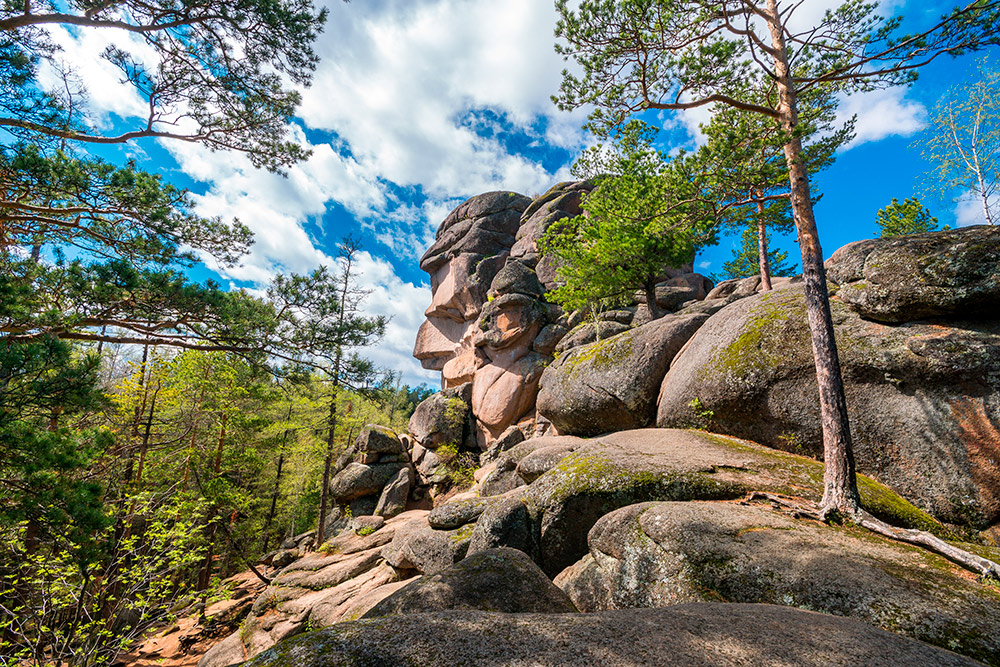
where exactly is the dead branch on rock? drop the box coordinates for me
[741,491,1000,582]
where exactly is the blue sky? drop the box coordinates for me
[42,0,1000,386]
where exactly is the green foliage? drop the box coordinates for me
[920,56,1000,226]
[355,525,376,537]
[876,198,943,237]
[435,442,478,489]
[687,397,714,430]
[717,225,798,281]
[0,1,327,171]
[0,494,207,666]
[540,121,715,317]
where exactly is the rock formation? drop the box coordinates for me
[412,182,715,449]
[195,197,1000,667]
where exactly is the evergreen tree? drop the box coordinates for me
[541,121,716,319]
[876,198,943,237]
[718,225,798,282]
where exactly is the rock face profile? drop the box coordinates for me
[412,182,715,448]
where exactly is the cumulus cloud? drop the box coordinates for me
[837,88,926,148]
[954,196,996,227]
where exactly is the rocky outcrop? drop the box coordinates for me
[826,225,1000,323]
[656,283,1000,528]
[363,547,577,617]
[537,313,709,436]
[200,511,428,667]
[555,501,1000,663]
[242,603,983,667]
[414,183,714,447]
[469,429,944,577]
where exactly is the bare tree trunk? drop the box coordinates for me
[766,0,860,516]
[972,145,994,225]
[198,414,228,592]
[757,204,772,291]
[316,394,337,547]
[261,404,292,554]
[644,277,663,319]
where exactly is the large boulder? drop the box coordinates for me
[408,386,472,451]
[373,468,410,518]
[826,225,1000,323]
[656,284,1000,528]
[329,462,406,504]
[353,425,402,457]
[537,313,709,436]
[381,519,473,575]
[243,603,982,667]
[362,547,576,618]
[554,501,1000,664]
[486,429,942,577]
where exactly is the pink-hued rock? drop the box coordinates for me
[471,352,547,438]
[413,183,712,448]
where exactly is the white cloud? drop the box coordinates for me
[838,88,926,148]
[954,195,995,227]
[298,0,578,197]
[36,25,154,127]
[349,251,438,386]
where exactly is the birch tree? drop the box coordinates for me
[922,56,1000,225]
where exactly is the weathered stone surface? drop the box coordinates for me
[467,497,535,557]
[374,468,410,518]
[479,424,526,465]
[515,443,580,483]
[381,520,472,575]
[268,549,383,594]
[408,390,470,451]
[537,313,709,437]
[656,284,1000,528]
[243,603,982,667]
[419,191,531,274]
[427,496,493,530]
[532,323,569,356]
[506,429,945,577]
[329,462,405,503]
[553,320,630,354]
[489,260,544,298]
[363,548,576,618]
[479,462,527,497]
[416,449,448,486]
[470,350,547,439]
[198,632,246,667]
[555,501,1000,665]
[827,225,1000,323]
[349,515,385,534]
[353,425,402,456]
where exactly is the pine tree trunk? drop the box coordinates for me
[765,0,860,516]
[757,205,772,291]
[316,394,337,547]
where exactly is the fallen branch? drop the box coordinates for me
[740,491,1000,582]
